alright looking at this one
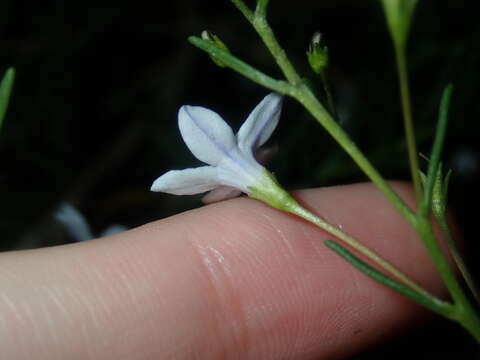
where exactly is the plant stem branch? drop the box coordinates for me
[436,212,480,304]
[221,0,480,342]
[255,0,270,18]
[295,88,417,226]
[285,199,433,299]
[415,217,480,341]
[395,45,422,202]
[252,15,303,86]
[189,37,295,96]
[229,0,253,22]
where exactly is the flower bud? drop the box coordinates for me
[201,30,230,67]
[306,32,329,75]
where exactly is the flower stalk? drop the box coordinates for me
[251,175,434,299]
[394,44,423,201]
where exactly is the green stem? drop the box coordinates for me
[246,8,418,227]
[436,212,480,304]
[255,0,270,18]
[221,0,480,341]
[190,34,416,246]
[232,6,418,226]
[394,44,422,202]
[229,0,253,22]
[192,13,417,227]
[251,15,303,86]
[188,37,295,96]
[416,85,480,336]
[296,88,417,227]
[251,173,436,301]
[415,217,480,341]
[284,197,433,299]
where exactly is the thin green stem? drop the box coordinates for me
[395,45,422,202]
[188,37,295,96]
[415,217,480,341]
[282,197,434,299]
[251,15,302,86]
[436,212,480,304]
[251,172,436,301]
[220,0,480,341]
[325,239,454,318]
[244,8,418,226]
[229,0,253,22]
[415,85,480,336]
[255,0,270,18]
[195,8,417,227]
[295,88,417,227]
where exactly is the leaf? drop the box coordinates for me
[420,85,453,216]
[325,239,454,318]
[0,68,15,131]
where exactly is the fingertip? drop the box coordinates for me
[0,183,444,360]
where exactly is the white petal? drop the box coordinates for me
[150,166,220,195]
[202,186,242,204]
[54,202,93,241]
[100,224,128,237]
[237,93,283,154]
[179,105,236,166]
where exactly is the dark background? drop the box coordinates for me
[1,0,479,357]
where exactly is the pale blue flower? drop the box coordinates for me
[151,93,283,203]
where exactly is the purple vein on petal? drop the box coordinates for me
[180,106,236,166]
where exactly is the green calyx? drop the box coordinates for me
[248,170,296,212]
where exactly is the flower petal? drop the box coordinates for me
[237,93,283,154]
[179,105,236,165]
[100,224,128,237]
[201,186,242,204]
[151,166,220,195]
[54,202,94,241]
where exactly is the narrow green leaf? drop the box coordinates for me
[325,239,454,318]
[428,165,480,304]
[420,85,453,216]
[435,209,480,305]
[442,169,452,201]
[0,68,15,131]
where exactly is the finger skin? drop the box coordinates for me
[0,183,442,360]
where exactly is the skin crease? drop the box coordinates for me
[0,183,446,360]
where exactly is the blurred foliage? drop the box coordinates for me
[0,68,15,130]
[0,0,479,356]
